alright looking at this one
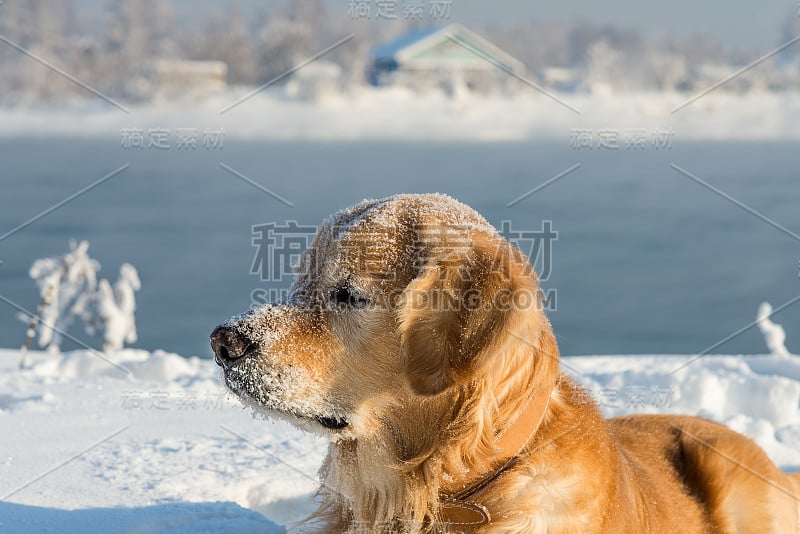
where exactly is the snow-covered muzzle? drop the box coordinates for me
[212,301,357,435]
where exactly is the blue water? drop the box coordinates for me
[1,138,798,357]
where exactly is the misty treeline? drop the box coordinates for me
[0,0,798,104]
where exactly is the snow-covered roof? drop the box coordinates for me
[370,26,442,60]
[369,23,525,73]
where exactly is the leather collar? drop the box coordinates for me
[435,383,554,530]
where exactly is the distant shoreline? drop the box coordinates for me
[2,88,800,141]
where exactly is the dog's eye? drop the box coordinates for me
[331,285,369,309]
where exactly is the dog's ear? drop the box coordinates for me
[398,232,540,396]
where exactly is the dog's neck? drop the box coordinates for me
[437,376,554,526]
[320,327,560,531]
[436,326,560,491]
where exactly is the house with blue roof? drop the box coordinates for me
[367,24,526,92]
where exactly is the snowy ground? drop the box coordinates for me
[3,87,800,141]
[1,348,798,533]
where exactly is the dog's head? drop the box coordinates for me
[211,194,549,438]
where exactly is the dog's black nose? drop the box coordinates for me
[210,326,252,366]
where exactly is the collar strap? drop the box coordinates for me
[437,499,491,529]
[435,383,553,529]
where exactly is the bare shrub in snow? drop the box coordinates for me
[26,240,100,354]
[85,263,142,352]
[22,241,141,363]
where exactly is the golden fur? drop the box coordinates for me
[214,194,800,533]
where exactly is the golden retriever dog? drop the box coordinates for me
[211,194,800,533]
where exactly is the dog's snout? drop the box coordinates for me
[210,326,253,366]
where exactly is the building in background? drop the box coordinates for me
[151,60,228,99]
[367,24,527,93]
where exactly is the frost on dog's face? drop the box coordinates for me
[214,194,532,437]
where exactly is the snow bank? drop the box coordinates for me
[566,354,800,469]
[3,88,800,141]
[1,348,798,533]
[27,348,201,382]
[1,348,323,533]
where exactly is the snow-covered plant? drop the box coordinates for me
[756,302,792,357]
[22,241,141,362]
[27,240,100,353]
[84,263,141,351]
